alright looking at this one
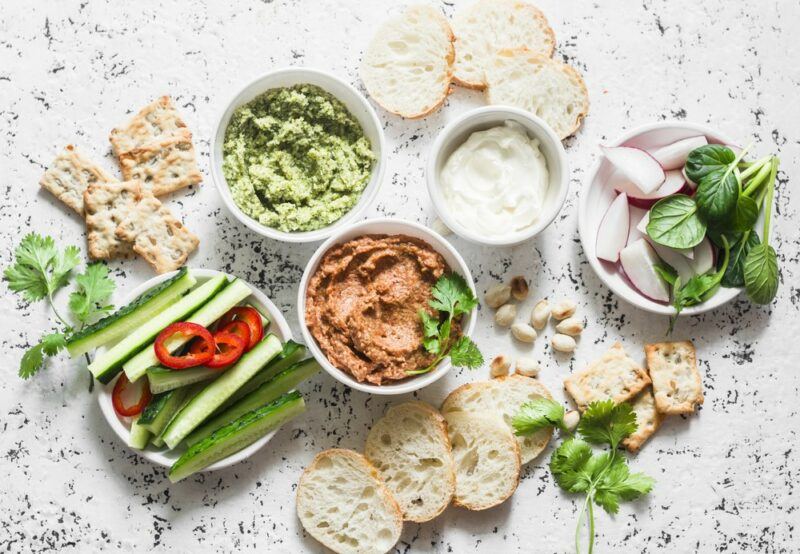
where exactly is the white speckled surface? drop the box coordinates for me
[1,1,798,552]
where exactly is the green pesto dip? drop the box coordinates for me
[222,84,375,233]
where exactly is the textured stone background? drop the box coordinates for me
[1,0,798,552]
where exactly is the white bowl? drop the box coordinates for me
[426,106,569,246]
[297,218,477,395]
[210,67,386,243]
[96,268,293,471]
[578,121,749,316]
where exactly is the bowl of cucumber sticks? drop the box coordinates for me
[89,268,321,482]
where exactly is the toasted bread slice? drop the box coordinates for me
[445,411,520,510]
[621,387,663,453]
[452,0,555,89]
[365,402,455,522]
[645,340,703,414]
[441,374,554,464]
[361,5,454,118]
[485,48,589,139]
[564,342,651,411]
[296,449,403,554]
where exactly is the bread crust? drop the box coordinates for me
[364,401,455,522]
[296,449,403,553]
[645,340,703,415]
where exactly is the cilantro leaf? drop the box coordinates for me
[448,336,483,368]
[512,398,565,436]
[593,455,655,514]
[19,332,67,379]
[428,273,478,316]
[4,234,80,302]
[550,437,594,493]
[68,263,115,324]
[578,400,638,448]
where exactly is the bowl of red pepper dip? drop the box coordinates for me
[298,218,477,395]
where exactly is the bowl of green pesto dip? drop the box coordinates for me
[212,68,385,242]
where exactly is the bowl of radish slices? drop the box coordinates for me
[579,121,753,316]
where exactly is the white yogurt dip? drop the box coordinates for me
[440,120,549,238]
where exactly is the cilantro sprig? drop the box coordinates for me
[513,398,655,553]
[4,233,115,380]
[409,273,483,375]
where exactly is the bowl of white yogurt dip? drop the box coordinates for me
[427,106,568,246]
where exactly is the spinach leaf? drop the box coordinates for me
[672,237,730,318]
[707,226,741,249]
[685,144,736,183]
[730,194,759,232]
[695,166,739,223]
[722,231,759,287]
[653,263,677,287]
[646,195,706,249]
[744,243,778,304]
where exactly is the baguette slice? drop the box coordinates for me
[486,48,589,139]
[445,411,520,510]
[441,374,554,463]
[361,5,454,118]
[297,449,402,554]
[452,0,556,89]
[365,402,455,522]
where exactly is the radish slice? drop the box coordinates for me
[600,146,665,194]
[691,238,714,274]
[619,239,670,303]
[627,206,648,245]
[616,169,688,209]
[636,211,694,259]
[682,167,698,191]
[648,136,708,170]
[596,193,630,263]
[647,239,695,284]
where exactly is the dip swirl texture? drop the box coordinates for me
[222,84,375,232]
[305,234,460,384]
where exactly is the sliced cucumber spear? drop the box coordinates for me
[185,358,320,446]
[124,278,253,382]
[67,268,196,358]
[138,387,190,436]
[160,334,283,449]
[147,366,219,395]
[168,391,305,483]
[217,340,306,412]
[88,274,228,384]
[128,417,151,450]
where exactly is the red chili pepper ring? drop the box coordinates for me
[154,322,215,370]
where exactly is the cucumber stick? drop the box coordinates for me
[138,388,189,436]
[219,340,305,411]
[147,366,218,394]
[128,417,151,450]
[186,358,320,446]
[161,334,282,449]
[89,275,228,384]
[124,279,253,382]
[169,392,305,483]
[67,268,195,358]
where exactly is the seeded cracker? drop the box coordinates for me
[118,132,202,196]
[645,340,704,414]
[109,96,188,156]
[621,387,663,453]
[39,145,116,214]
[84,181,141,259]
[115,190,199,274]
[563,342,651,411]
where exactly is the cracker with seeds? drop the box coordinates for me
[564,342,651,411]
[645,340,703,415]
[39,145,116,214]
[622,387,663,453]
[110,96,188,156]
[118,132,202,196]
[115,190,199,274]
[84,180,141,260]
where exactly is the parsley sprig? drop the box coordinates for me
[409,273,483,375]
[4,233,115,379]
[513,398,655,553]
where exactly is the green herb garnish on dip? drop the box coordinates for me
[222,84,375,232]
